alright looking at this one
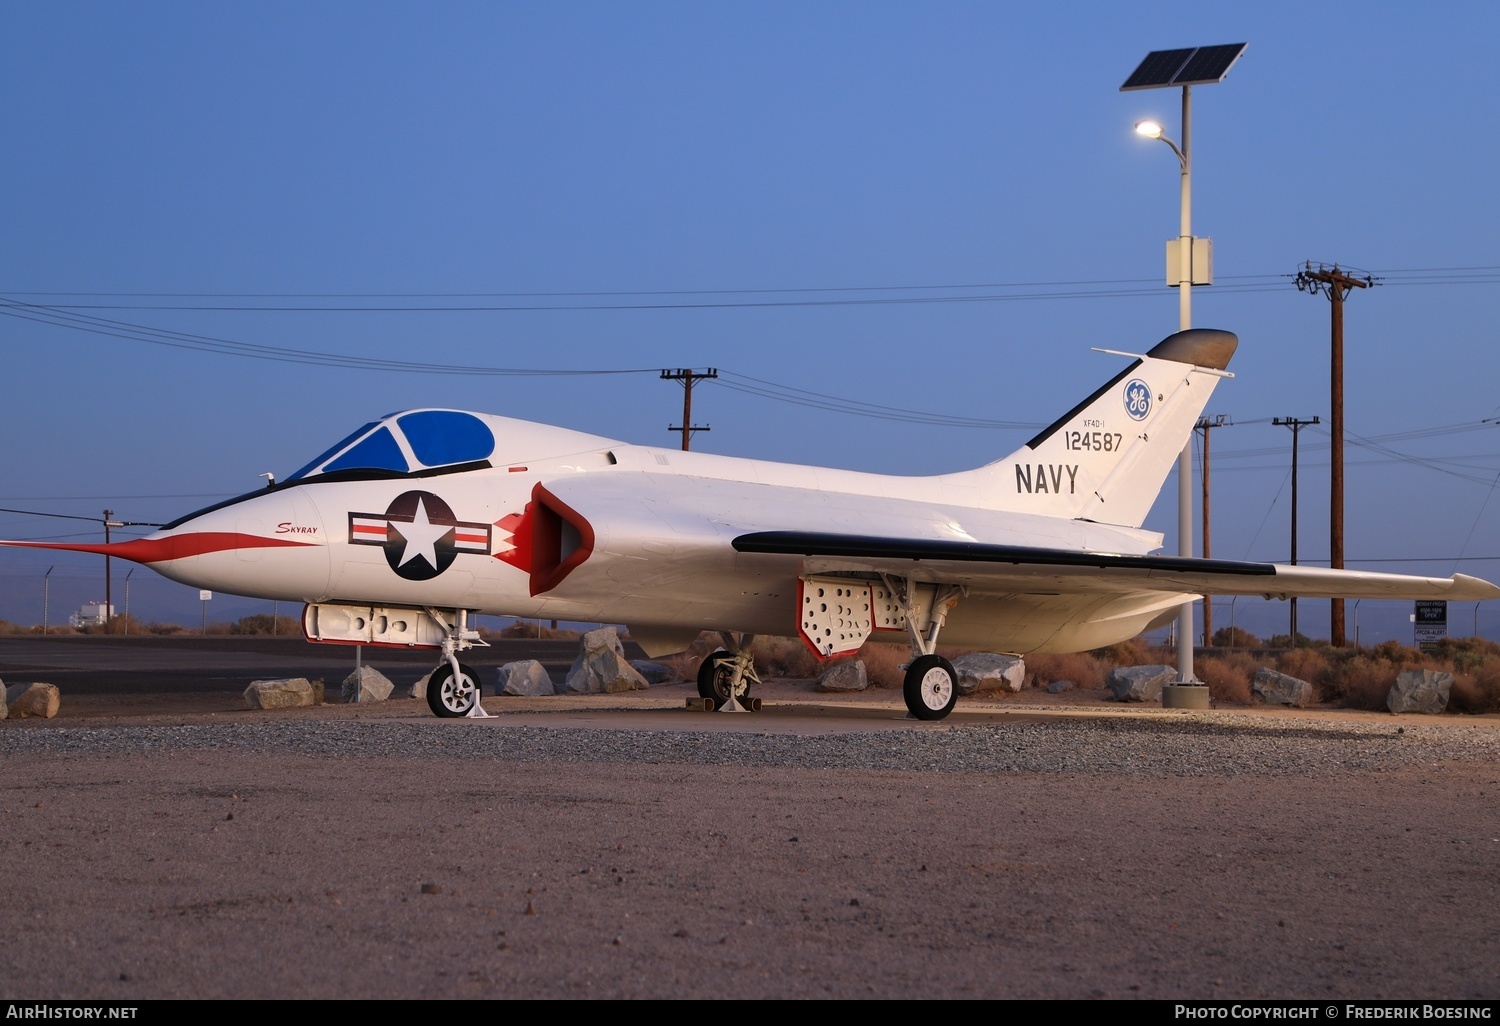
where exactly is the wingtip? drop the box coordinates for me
[1450,574,1500,601]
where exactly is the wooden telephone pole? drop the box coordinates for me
[1295,263,1373,646]
[1196,414,1231,646]
[660,368,717,451]
[1273,416,1320,645]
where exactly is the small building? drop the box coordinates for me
[70,602,114,628]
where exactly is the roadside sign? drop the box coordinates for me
[1414,600,1446,651]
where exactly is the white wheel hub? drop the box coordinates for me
[919,666,951,711]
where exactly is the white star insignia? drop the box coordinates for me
[391,496,452,569]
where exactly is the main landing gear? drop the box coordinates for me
[423,608,493,719]
[879,575,965,721]
[697,632,761,712]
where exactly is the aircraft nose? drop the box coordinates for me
[143,488,334,600]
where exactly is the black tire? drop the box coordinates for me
[696,651,749,710]
[903,654,958,721]
[427,662,479,718]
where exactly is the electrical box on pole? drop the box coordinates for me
[1166,237,1213,286]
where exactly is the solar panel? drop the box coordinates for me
[1121,43,1247,91]
[1120,48,1194,91]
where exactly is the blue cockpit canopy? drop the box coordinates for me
[288,410,497,482]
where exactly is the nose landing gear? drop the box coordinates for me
[696,632,761,712]
[422,608,493,719]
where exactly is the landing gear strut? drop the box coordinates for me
[697,632,761,712]
[423,608,492,719]
[880,575,965,721]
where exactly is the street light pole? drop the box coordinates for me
[1134,112,1198,685]
[1124,43,1245,708]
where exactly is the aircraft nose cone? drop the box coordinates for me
[145,488,333,600]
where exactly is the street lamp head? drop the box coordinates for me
[1134,119,1186,167]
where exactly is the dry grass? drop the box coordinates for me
[749,636,821,679]
[856,643,910,688]
[1194,652,1257,705]
[1026,651,1110,692]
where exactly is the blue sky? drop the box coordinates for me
[2,2,1497,645]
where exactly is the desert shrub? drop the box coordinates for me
[1194,652,1257,705]
[229,613,299,636]
[857,643,909,688]
[1026,651,1109,691]
[1212,626,1259,648]
[1318,654,1397,710]
[146,621,187,636]
[1450,660,1500,714]
[749,636,820,680]
[1275,646,1330,687]
[1433,637,1500,673]
[1090,637,1154,666]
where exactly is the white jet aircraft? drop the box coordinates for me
[7,328,1496,720]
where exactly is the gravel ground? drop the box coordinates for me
[3,690,1499,999]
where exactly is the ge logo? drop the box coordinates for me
[1124,379,1152,421]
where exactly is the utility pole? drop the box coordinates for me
[43,566,54,636]
[660,368,717,451]
[1295,263,1373,646]
[1196,414,1232,646]
[1273,416,1320,645]
[102,509,124,629]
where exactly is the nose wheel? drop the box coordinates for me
[903,654,958,721]
[427,661,481,718]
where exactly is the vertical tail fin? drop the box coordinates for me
[952,329,1237,528]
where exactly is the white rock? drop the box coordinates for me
[410,671,431,700]
[0,676,7,720]
[953,652,1026,695]
[498,660,555,697]
[1387,669,1452,714]
[1106,665,1176,703]
[817,660,867,692]
[563,627,648,694]
[1253,668,1315,708]
[5,682,59,719]
[341,665,395,703]
[244,678,319,710]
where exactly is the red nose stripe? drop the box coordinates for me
[0,533,315,564]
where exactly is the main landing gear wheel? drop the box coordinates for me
[427,662,480,718]
[904,654,958,721]
[697,651,750,710]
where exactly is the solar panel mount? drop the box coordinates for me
[1121,43,1247,92]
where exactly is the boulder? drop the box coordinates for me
[953,652,1026,695]
[341,665,394,703]
[1387,669,1453,715]
[1106,664,1176,703]
[498,660,555,697]
[563,627,648,694]
[1253,668,1315,708]
[244,678,319,710]
[5,682,60,719]
[630,660,674,685]
[0,676,7,720]
[410,671,431,700]
[817,660,867,692]
[1045,679,1074,694]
